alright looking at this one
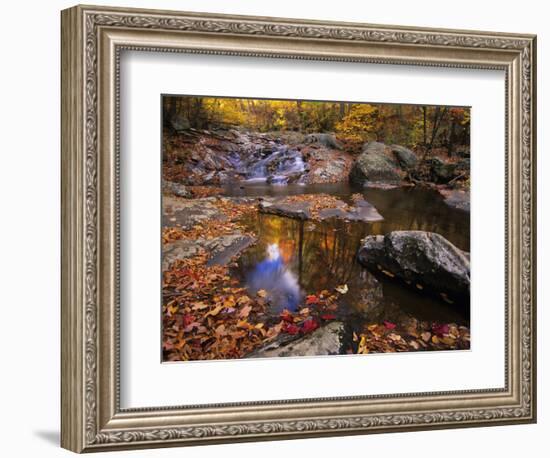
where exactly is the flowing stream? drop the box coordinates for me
[232,141,307,185]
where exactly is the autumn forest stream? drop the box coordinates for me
[223,182,470,337]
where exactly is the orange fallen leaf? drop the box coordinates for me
[239,305,252,318]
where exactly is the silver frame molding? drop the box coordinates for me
[61,4,537,453]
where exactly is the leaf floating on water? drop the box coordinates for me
[335,284,348,294]
[256,289,268,298]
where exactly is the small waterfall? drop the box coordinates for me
[243,144,306,185]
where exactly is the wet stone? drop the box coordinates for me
[245,321,345,358]
[162,196,226,230]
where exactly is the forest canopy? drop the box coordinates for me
[163,96,470,153]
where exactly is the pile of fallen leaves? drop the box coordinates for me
[212,198,257,221]
[162,249,348,361]
[187,186,224,198]
[352,318,470,355]
[274,286,347,336]
[163,252,276,361]
[284,193,350,219]
[163,198,257,245]
[162,221,248,244]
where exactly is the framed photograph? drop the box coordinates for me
[61,4,537,453]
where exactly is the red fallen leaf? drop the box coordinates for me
[383,320,397,330]
[432,323,450,336]
[182,314,195,327]
[320,314,337,320]
[283,323,300,335]
[280,309,294,322]
[305,295,319,305]
[302,318,319,334]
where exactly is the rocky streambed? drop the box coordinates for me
[162,129,471,360]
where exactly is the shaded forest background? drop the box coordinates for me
[163,96,470,155]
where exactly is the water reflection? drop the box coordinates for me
[246,243,303,312]
[230,184,470,329]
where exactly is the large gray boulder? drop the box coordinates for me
[390,145,418,169]
[349,142,403,186]
[304,133,342,149]
[246,321,345,358]
[357,231,470,300]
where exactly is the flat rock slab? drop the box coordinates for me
[206,234,257,266]
[162,233,256,270]
[162,196,226,229]
[259,200,311,220]
[346,197,384,222]
[246,321,345,358]
[439,189,470,212]
[259,196,383,222]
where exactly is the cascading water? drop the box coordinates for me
[243,143,306,185]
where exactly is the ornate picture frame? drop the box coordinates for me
[61,4,536,453]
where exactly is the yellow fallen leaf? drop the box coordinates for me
[441,336,456,346]
[335,284,348,294]
[237,295,252,306]
[205,305,223,318]
[357,335,369,354]
[257,289,268,298]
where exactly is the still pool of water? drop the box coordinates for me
[224,182,470,332]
